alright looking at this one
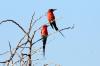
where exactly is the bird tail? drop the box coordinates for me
[52,21,58,31]
[52,21,64,37]
[42,36,47,57]
[55,26,59,31]
[43,45,45,57]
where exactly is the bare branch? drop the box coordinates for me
[9,36,27,61]
[0,10,73,66]
[0,19,27,35]
[32,12,47,27]
[0,36,26,64]
[28,12,35,34]
[32,25,74,45]
[28,12,47,40]
[32,46,42,55]
[32,38,42,45]
[0,51,9,55]
[8,41,12,56]
[59,24,75,31]
[20,47,29,48]
[18,40,28,47]
[13,46,42,65]
[0,61,6,63]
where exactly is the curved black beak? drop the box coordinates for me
[53,9,57,11]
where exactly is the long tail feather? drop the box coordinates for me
[43,45,45,57]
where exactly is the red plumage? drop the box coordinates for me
[47,9,59,31]
[41,25,48,57]
[41,25,48,36]
[47,9,64,37]
[47,9,55,23]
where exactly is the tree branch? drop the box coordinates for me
[28,12,35,34]
[8,41,12,56]
[0,19,27,35]
[32,24,74,45]
[0,36,26,63]
[0,51,9,55]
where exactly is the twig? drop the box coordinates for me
[8,41,12,56]
[0,36,26,63]
[0,20,27,35]
[28,12,35,34]
[32,25,74,45]
[32,12,47,27]
[0,51,10,55]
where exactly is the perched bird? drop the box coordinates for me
[47,9,64,37]
[41,24,48,57]
[47,9,58,31]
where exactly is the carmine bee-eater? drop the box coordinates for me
[47,9,58,31]
[41,24,48,57]
[47,9,64,37]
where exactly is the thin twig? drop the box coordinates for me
[0,36,26,63]
[0,20,27,35]
[0,51,10,55]
[28,12,35,34]
[32,25,74,45]
[8,41,12,55]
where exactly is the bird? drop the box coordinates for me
[47,9,64,37]
[47,9,58,31]
[41,24,48,57]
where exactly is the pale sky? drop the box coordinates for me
[0,0,100,66]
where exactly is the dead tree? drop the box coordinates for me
[0,11,74,66]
